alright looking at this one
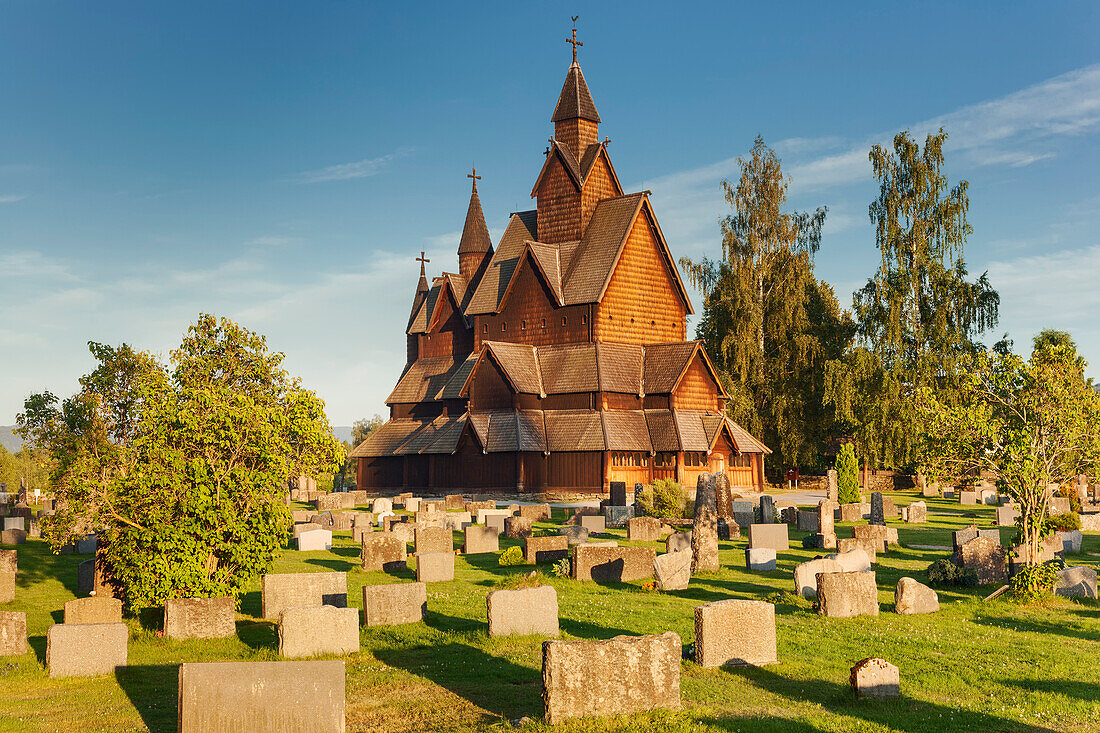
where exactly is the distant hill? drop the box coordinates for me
[0,427,21,453]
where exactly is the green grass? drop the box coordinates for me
[1,494,1099,732]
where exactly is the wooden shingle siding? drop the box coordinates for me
[673,356,722,411]
[467,357,514,412]
[555,118,598,161]
[536,158,582,244]
[595,214,686,345]
[580,153,619,233]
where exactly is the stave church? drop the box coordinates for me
[352,33,770,495]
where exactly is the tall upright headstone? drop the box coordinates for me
[609,482,627,507]
[826,470,838,503]
[818,500,835,537]
[760,495,775,525]
[870,492,886,526]
[692,473,720,572]
[715,473,734,518]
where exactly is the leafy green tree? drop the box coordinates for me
[829,129,999,469]
[920,335,1100,593]
[681,136,852,470]
[18,315,343,609]
[335,414,385,489]
[836,442,860,504]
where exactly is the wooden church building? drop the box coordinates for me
[352,35,770,494]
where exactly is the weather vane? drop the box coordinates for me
[567,16,582,63]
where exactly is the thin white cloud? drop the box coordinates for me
[291,146,415,184]
[0,251,80,282]
[0,194,27,203]
[246,235,301,248]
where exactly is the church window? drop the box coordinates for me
[655,452,676,468]
[581,314,587,324]
[521,319,527,330]
[482,324,488,334]
[561,317,567,326]
[541,318,546,328]
[501,322,507,332]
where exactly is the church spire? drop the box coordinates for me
[458,168,493,283]
[408,251,430,325]
[552,18,600,159]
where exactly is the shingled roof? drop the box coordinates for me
[387,356,474,405]
[561,193,645,304]
[552,60,600,123]
[529,140,622,197]
[465,210,538,315]
[458,180,492,255]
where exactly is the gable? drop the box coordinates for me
[466,211,538,316]
[464,353,515,411]
[672,353,721,411]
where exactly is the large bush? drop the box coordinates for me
[836,443,860,504]
[1010,561,1059,602]
[1044,512,1081,533]
[637,479,687,518]
[926,558,978,588]
[18,315,343,610]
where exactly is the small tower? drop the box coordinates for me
[552,20,600,160]
[407,251,430,363]
[457,168,493,284]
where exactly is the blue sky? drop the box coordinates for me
[1,1,1098,426]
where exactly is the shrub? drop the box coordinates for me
[498,546,525,566]
[926,558,978,588]
[495,570,546,589]
[836,443,860,505]
[1044,512,1081,533]
[1010,561,1059,602]
[551,557,571,578]
[637,479,687,518]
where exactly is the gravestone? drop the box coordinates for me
[666,531,692,554]
[816,570,879,618]
[579,515,605,533]
[1,529,26,545]
[404,497,421,512]
[996,506,1021,527]
[1054,566,1098,599]
[959,490,978,505]
[781,506,799,525]
[519,503,551,521]
[869,492,886,526]
[958,537,1007,585]
[487,585,559,637]
[609,481,627,507]
[261,572,347,619]
[603,504,635,527]
[850,657,899,698]
[828,548,872,572]
[796,511,820,533]
[278,606,359,658]
[296,528,332,551]
[559,525,589,546]
[818,499,836,538]
[466,500,495,514]
[852,524,889,552]
[760,495,776,524]
[414,526,452,555]
[416,551,455,582]
[64,597,123,625]
[894,577,939,614]
[1057,530,1083,554]
[444,494,465,512]
[572,545,656,582]
[902,501,927,523]
[745,547,776,571]
[526,535,569,564]
[46,622,127,678]
[476,508,512,525]
[654,548,692,591]
[316,493,342,512]
[505,516,533,538]
[838,503,862,523]
[0,550,14,603]
[361,534,407,572]
[837,537,877,562]
[979,488,998,505]
[0,611,27,656]
[362,582,426,626]
[389,522,415,545]
[371,497,392,514]
[177,660,345,733]
[692,473,720,572]
[826,469,839,502]
[747,524,788,551]
[542,632,681,724]
[715,473,734,518]
[628,516,662,542]
[694,599,777,667]
[793,557,843,598]
[164,597,235,640]
[384,514,408,532]
[2,517,24,532]
[375,510,396,528]
[463,525,499,554]
[1049,497,1071,516]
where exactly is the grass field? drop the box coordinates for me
[1,493,1099,732]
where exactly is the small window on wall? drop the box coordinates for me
[541,318,546,328]
[521,319,527,331]
[561,317,567,326]
[501,322,507,332]
[656,452,675,468]
[581,314,587,324]
[482,324,488,334]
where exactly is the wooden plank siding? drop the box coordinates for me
[418,289,472,360]
[472,259,592,349]
[594,213,686,345]
[535,157,582,245]
[580,153,620,233]
[466,356,514,412]
[672,357,722,411]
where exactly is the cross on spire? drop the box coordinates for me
[416,250,430,276]
[467,167,481,191]
[566,16,582,63]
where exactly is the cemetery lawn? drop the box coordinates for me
[2,493,1099,732]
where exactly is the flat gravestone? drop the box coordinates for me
[361,534,407,572]
[654,549,692,591]
[579,515,605,533]
[416,551,455,583]
[816,570,879,618]
[297,528,332,551]
[692,473,720,572]
[628,516,662,542]
[362,582,426,626]
[178,660,344,733]
[694,599,778,667]
[504,516,533,539]
[526,535,569,564]
[850,657,899,698]
[0,611,27,656]
[745,547,777,571]
[747,524,788,551]
[46,622,127,678]
[261,572,347,620]
[463,525,499,554]
[542,631,681,724]
[487,585,559,637]
[559,526,589,546]
[278,606,359,658]
[64,596,123,625]
[164,597,235,640]
[572,545,655,582]
[414,526,452,555]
